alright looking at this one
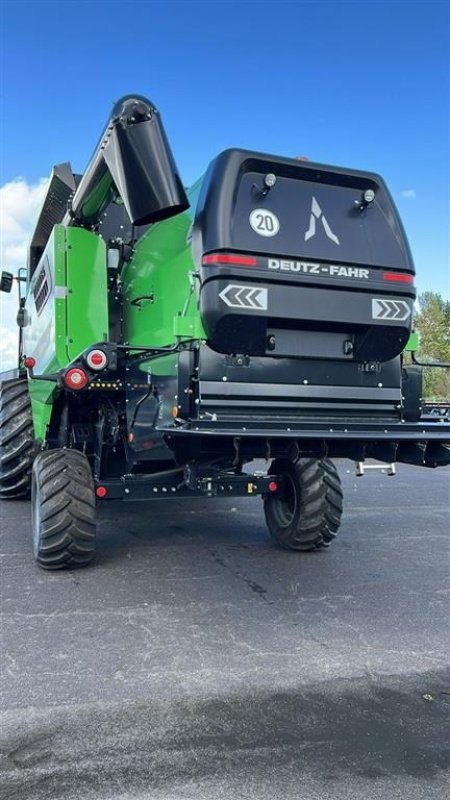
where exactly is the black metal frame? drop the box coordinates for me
[94,465,277,501]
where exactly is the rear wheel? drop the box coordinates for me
[31,449,96,569]
[0,377,37,499]
[321,457,344,546]
[264,458,343,551]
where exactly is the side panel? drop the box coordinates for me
[23,225,68,375]
[28,381,57,442]
[65,227,109,358]
[122,211,204,348]
[22,225,108,442]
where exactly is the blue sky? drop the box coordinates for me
[1,0,449,303]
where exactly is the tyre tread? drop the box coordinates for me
[32,449,96,569]
[0,378,37,499]
[264,457,343,551]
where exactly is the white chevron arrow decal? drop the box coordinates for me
[372,298,411,321]
[219,284,268,311]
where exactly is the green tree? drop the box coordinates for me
[412,292,450,401]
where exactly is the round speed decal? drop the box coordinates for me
[249,208,280,237]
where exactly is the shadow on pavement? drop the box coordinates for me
[2,668,449,800]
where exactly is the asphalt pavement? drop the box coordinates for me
[0,461,449,799]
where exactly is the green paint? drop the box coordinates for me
[173,314,204,338]
[23,225,108,442]
[80,170,113,221]
[65,227,108,358]
[405,330,420,351]
[28,380,57,442]
[121,207,205,348]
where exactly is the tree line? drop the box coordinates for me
[408,291,450,401]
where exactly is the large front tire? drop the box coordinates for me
[264,458,343,551]
[31,449,96,569]
[0,377,37,499]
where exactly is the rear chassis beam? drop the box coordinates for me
[95,468,277,501]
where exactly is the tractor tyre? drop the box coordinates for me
[31,449,96,569]
[0,377,37,500]
[320,457,344,546]
[264,458,343,551]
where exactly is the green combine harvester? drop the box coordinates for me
[1,94,449,569]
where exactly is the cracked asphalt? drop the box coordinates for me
[0,461,449,799]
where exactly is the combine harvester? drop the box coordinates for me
[1,94,449,568]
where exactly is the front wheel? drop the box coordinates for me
[0,377,37,499]
[263,458,343,551]
[31,449,96,569]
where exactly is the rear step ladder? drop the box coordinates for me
[355,461,396,476]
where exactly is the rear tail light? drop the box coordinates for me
[64,368,88,390]
[23,356,36,369]
[202,253,257,266]
[382,272,414,284]
[85,348,108,370]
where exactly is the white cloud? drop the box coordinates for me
[0,325,19,371]
[0,177,48,371]
[401,189,416,199]
[0,177,49,273]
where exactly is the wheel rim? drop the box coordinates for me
[270,472,298,529]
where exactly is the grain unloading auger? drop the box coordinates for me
[1,94,449,568]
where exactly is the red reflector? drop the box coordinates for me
[96,486,107,498]
[202,253,257,266]
[91,353,104,365]
[23,357,36,369]
[86,348,108,370]
[268,481,279,493]
[382,272,414,284]
[64,368,88,390]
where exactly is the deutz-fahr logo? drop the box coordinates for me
[305,197,340,245]
[268,259,369,279]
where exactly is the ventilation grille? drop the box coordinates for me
[33,258,51,314]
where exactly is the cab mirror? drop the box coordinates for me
[0,271,13,293]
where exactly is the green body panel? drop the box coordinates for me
[81,171,113,221]
[23,226,67,373]
[28,381,57,442]
[22,225,109,441]
[405,331,420,352]
[122,181,205,349]
[65,227,109,357]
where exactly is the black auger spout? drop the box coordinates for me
[65,94,189,228]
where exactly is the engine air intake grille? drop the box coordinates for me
[33,258,51,314]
